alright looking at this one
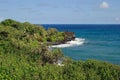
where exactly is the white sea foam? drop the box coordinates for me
[51,38,85,48]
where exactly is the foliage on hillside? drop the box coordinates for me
[0,19,120,80]
[0,19,64,64]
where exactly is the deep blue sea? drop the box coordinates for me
[42,24,120,65]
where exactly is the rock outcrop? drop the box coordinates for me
[64,31,75,41]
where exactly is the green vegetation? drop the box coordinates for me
[0,19,120,80]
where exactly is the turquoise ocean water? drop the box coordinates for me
[43,24,120,65]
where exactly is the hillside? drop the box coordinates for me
[0,19,120,80]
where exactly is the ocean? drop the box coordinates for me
[42,24,120,65]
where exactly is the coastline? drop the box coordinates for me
[50,38,85,48]
[0,19,120,79]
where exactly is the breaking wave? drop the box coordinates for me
[51,38,85,48]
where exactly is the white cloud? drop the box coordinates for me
[115,17,119,21]
[100,1,109,9]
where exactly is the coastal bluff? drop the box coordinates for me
[46,31,76,45]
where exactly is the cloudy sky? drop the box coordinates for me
[0,0,120,24]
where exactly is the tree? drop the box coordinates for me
[1,19,21,29]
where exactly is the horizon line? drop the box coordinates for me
[38,24,120,25]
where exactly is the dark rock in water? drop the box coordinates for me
[64,31,75,41]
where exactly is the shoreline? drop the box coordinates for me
[50,38,85,48]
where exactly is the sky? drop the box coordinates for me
[0,0,120,24]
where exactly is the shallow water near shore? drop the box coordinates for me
[43,24,120,65]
